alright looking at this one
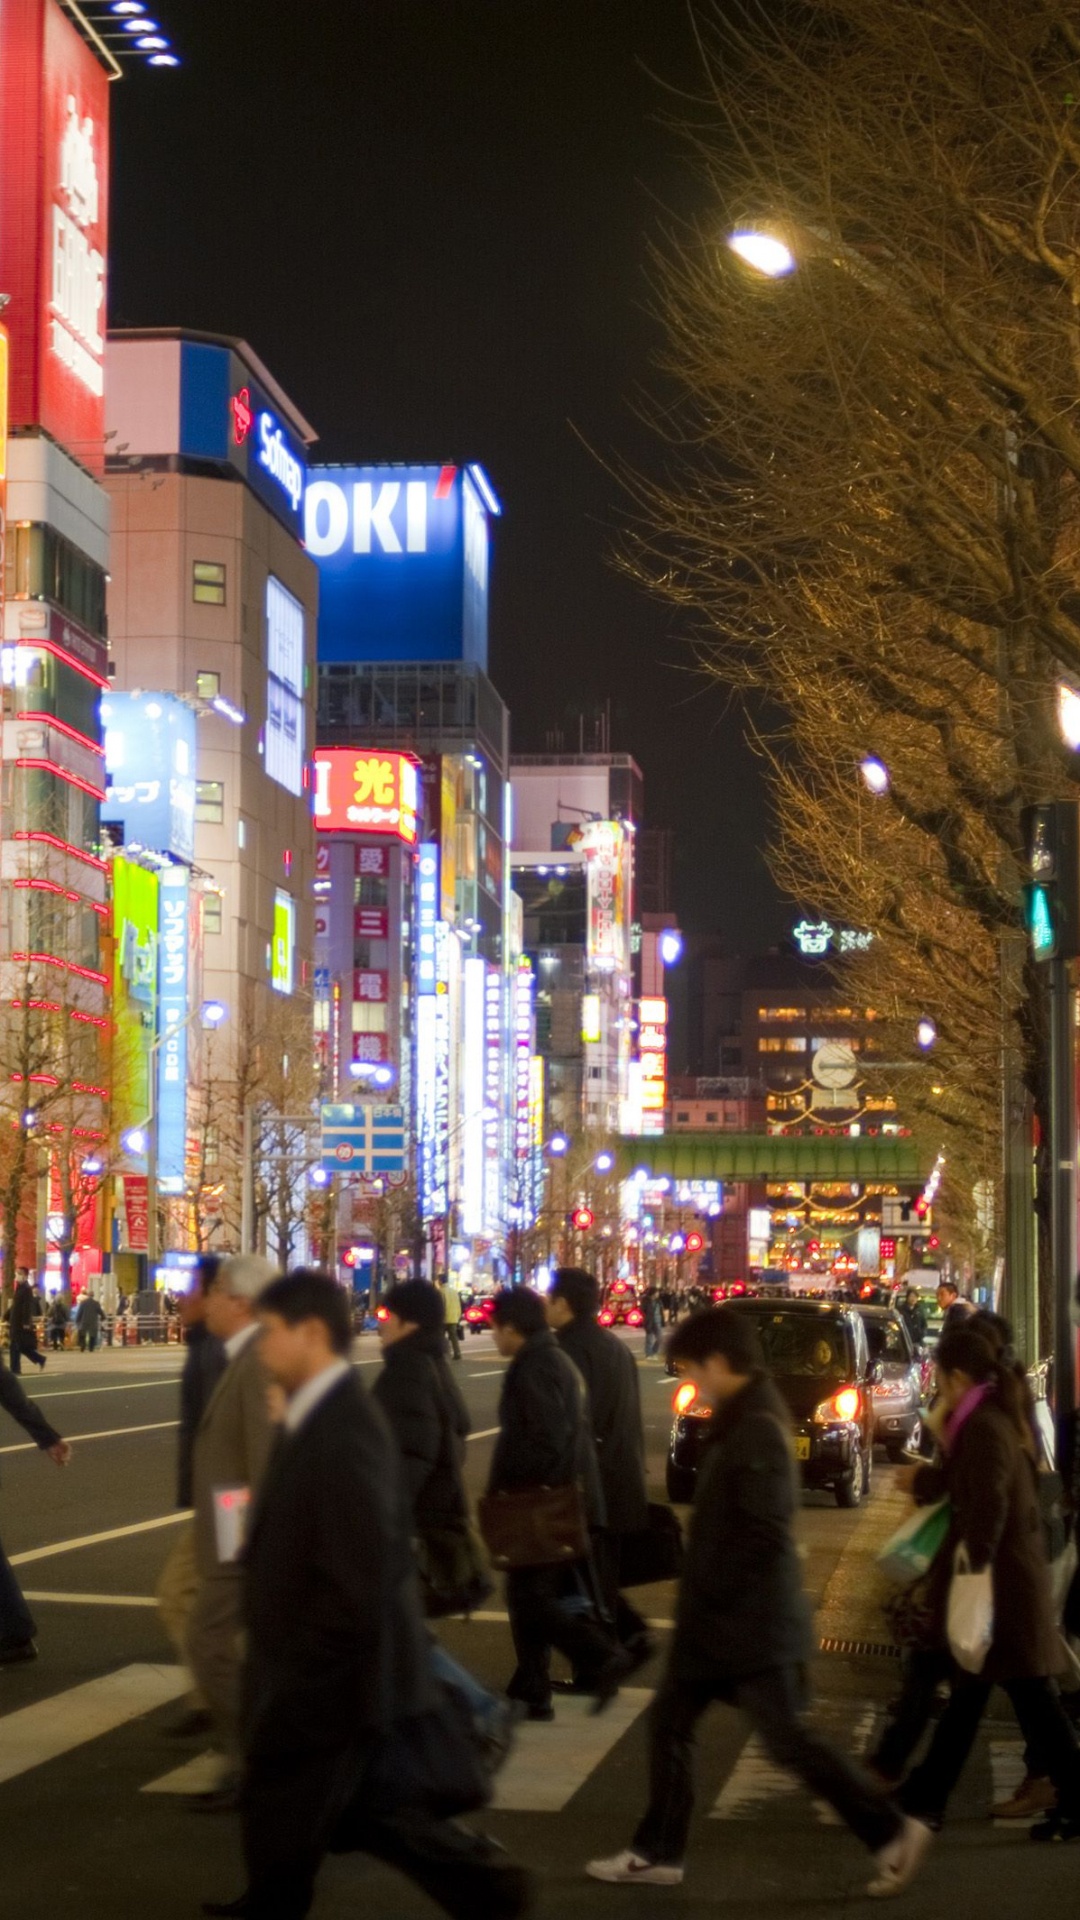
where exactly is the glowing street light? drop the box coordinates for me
[860,756,890,795]
[1059,685,1080,751]
[916,1018,937,1051]
[548,1133,569,1157]
[594,1151,615,1174]
[727,230,796,277]
[659,929,684,967]
[122,1126,149,1157]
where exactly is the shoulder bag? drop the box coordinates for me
[478,1482,590,1570]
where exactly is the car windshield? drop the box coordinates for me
[863,1316,910,1365]
[745,1311,850,1379]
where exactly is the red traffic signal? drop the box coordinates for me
[928,1233,940,1250]
[571,1206,595,1232]
[685,1231,704,1254]
[914,1197,929,1219]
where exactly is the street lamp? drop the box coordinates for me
[727,229,796,277]
[594,1150,615,1174]
[860,756,890,795]
[548,1133,569,1157]
[916,1018,937,1051]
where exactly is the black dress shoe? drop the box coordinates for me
[589,1650,632,1716]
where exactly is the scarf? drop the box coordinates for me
[941,1380,993,1454]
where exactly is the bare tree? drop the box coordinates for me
[627,0,1080,1336]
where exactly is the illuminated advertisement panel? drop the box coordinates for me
[579,821,627,972]
[313,748,419,842]
[110,855,157,1138]
[272,890,295,995]
[639,994,668,1135]
[0,0,111,472]
[513,961,534,1178]
[158,866,190,1194]
[461,956,486,1236]
[484,965,502,1238]
[416,843,439,995]
[305,462,497,668]
[265,578,305,797]
[101,691,197,862]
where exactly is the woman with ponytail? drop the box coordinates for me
[897,1329,1080,1847]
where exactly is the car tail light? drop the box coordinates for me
[815,1386,861,1424]
[626,1310,644,1327]
[598,1309,614,1326]
[673,1381,698,1415]
[376,1306,390,1323]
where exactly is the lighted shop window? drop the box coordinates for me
[195,780,224,824]
[193,561,226,606]
[351,1003,388,1034]
[196,670,220,700]
[757,1005,807,1021]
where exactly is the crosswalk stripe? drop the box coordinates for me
[142,1749,227,1796]
[990,1739,1025,1824]
[10,1512,188,1566]
[710,1701,879,1825]
[0,1663,187,1785]
[0,1419,178,1455]
[492,1689,653,1811]
[23,1591,158,1607]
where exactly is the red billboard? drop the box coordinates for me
[0,0,111,475]
[313,749,419,842]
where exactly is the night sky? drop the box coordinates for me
[108,0,789,951]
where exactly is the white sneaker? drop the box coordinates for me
[866,1817,934,1897]
[586,1850,684,1887]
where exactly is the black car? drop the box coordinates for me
[857,1304,923,1461]
[667,1298,879,1509]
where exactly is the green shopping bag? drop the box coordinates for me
[877,1500,951,1584]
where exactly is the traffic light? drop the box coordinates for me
[571,1206,594,1232]
[1022,802,1080,962]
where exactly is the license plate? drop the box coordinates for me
[794,1435,811,1461]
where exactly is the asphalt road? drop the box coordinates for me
[0,1333,1066,1920]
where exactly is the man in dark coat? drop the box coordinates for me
[157,1254,227,1737]
[547,1267,652,1669]
[372,1278,470,1529]
[586,1307,926,1897]
[0,1358,71,1658]
[9,1274,45,1373]
[488,1286,626,1720]
[204,1269,531,1920]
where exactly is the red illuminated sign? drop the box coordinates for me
[0,0,111,474]
[231,386,253,445]
[313,749,419,842]
[880,1236,897,1260]
[355,906,389,940]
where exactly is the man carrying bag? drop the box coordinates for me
[482,1287,628,1721]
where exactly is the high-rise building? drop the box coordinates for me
[104,331,319,1030]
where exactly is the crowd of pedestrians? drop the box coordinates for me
[0,1251,1074,1914]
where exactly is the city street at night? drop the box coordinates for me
[0,1334,1060,1920]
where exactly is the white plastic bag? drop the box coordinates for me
[947,1544,994,1673]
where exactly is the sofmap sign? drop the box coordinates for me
[305,464,497,668]
[168,341,309,536]
[157,866,191,1196]
[0,0,112,473]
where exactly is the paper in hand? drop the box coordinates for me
[213,1484,251,1564]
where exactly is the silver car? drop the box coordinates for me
[858,1305,923,1461]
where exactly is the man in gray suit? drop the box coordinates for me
[187,1253,280,1808]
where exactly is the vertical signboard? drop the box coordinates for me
[110,855,158,1138]
[461,956,486,1237]
[580,821,627,973]
[0,0,112,473]
[483,965,502,1239]
[0,326,7,645]
[157,866,190,1194]
[512,961,535,1222]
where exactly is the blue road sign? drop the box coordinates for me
[320,1104,406,1175]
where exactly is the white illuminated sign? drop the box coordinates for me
[265,578,305,797]
[461,957,486,1237]
[792,920,874,956]
[258,413,304,512]
[305,477,430,558]
[51,97,105,396]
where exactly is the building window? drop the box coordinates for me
[196,670,220,700]
[675,1110,690,1124]
[195,780,224,824]
[193,561,227,605]
[706,1111,719,1123]
[203,893,223,936]
[758,1005,806,1021]
[265,577,305,796]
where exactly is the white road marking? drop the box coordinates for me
[462,1608,675,1629]
[141,1748,228,1795]
[10,1512,188,1566]
[492,1688,653,1812]
[0,1663,186,1785]
[467,1427,500,1441]
[711,1701,879,1825]
[0,1419,178,1455]
[30,1379,182,1400]
[23,1592,158,1607]
[464,1370,505,1379]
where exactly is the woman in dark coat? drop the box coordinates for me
[900,1327,1080,1842]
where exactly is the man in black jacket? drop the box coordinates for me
[0,1358,71,1660]
[372,1278,470,1527]
[157,1254,227,1737]
[204,1269,531,1920]
[489,1287,627,1720]
[547,1268,652,1671]
[586,1307,928,1898]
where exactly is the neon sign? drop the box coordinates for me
[231,387,253,445]
[258,411,303,512]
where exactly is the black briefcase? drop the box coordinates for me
[617,1503,685,1587]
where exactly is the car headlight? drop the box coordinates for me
[813,1387,862,1425]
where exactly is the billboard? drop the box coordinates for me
[157,865,190,1194]
[272,890,296,995]
[313,748,419,841]
[0,0,111,474]
[305,463,497,668]
[110,855,158,1137]
[102,692,197,863]
[579,820,629,973]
